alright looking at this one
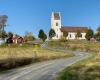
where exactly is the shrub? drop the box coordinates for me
[0,58,34,70]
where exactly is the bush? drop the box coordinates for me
[6,38,13,44]
[59,38,68,42]
[0,58,34,70]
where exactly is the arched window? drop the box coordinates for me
[57,34,58,38]
[56,23,58,26]
[70,34,71,38]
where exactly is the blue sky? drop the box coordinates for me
[0,0,100,37]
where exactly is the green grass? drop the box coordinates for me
[53,40,100,80]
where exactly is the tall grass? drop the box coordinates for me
[54,40,100,80]
[0,45,71,71]
[48,40,100,52]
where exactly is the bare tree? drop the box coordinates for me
[0,15,8,32]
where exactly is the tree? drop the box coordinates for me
[0,31,7,44]
[97,26,100,33]
[6,32,13,44]
[38,29,47,42]
[0,31,7,39]
[94,26,100,41]
[49,29,56,39]
[94,33,100,41]
[43,33,47,42]
[85,29,94,41]
[76,31,82,39]
[7,32,13,38]
[2,31,7,39]
[0,15,8,32]
[63,31,68,40]
[0,31,2,38]
[38,29,44,39]
[24,32,35,41]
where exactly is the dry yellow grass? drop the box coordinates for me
[0,47,69,60]
[55,41,100,80]
[0,46,72,70]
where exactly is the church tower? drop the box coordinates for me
[51,12,62,39]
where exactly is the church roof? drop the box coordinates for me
[54,12,60,20]
[61,26,88,33]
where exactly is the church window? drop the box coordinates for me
[56,23,58,26]
[57,29,58,31]
[57,34,58,38]
[70,34,71,38]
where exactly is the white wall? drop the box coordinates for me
[79,33,86,40]
[66,32,86,40]
[67,32,76,40]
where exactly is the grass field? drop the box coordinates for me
[47,40,100,52]
[0,44,72,71]
[52,40,100,80]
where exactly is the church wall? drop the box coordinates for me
[67,32,76,40]
[62,32,86,40]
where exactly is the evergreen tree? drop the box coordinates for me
[43,33,47,42]
[76,31,82,39]
[6,32,13,44]
[63,31,68,40]
[38,29,47,42]
[94,26,100,41]
[49,29,55,39]
[8,32,13,38]
[85,29,94,41]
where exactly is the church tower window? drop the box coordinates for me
[56,23,58,26]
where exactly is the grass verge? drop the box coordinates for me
[53,40,100,80]
[0,44,72,71]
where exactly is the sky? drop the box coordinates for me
[0,0,100,37]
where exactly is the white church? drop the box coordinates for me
[51,12,89,40]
